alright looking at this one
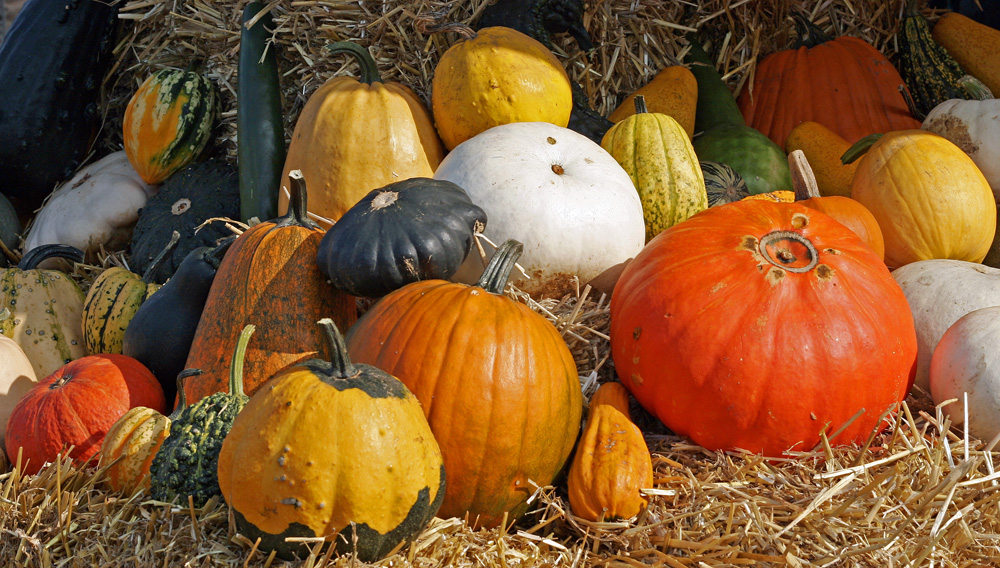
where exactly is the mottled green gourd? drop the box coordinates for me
[149,324,254,507]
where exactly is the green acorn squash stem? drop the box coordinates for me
[841,133,885,165]
[318,318,354,378]
[141,230,181,283]
[476,239,524,295]
[175,368,202,412]
[959,75,995,100]
[228,324,256,397]
[789,11,832,48]
[634,95,648,115]
[16,244,85,270]
[278,170,319,230]
[325,41,382,85]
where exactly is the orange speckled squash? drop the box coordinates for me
[279,42,443,228]
[182,171,357,405]
[123,68,217,184]
[99,406,170,494]
[346,240,582,528]
[567,383,653,521]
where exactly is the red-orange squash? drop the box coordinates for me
[610,200,917,458]
[346,240,582,528]
[5,354,166,474]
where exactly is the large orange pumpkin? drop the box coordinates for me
[346,240,582,528]
[738,13,920,147]
[610,200,917,458]
[182,171,357,405]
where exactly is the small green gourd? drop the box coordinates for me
[149,324,254,507]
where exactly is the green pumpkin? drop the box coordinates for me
[702,161,750,206]
[149,324,253,507]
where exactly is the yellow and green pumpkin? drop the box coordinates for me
[123,67,217,185]
[99,405,171,494]
[601,96,707,242]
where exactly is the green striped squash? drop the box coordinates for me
[600,96,707,242]
[701,161,750,207]
[123,67,218,184]
[0,245,87,378]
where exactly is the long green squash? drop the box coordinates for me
[238,2,285,223]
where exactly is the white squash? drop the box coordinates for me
[0,309,37,451]
[930,306,1000,442]
[24,151,158,259]
[434,122,646,298]
[922,99,1000,200]
[893,259,1000,393]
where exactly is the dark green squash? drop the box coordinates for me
[149,325,253,507]
[316,177,487,298]
[0,193,19,267]
[237,2,285,223]
[477,0,592,50]
[0,0,119,207]
[701,162,750,206]
[130,160,241,284]
[122,236,234,405]
[567,81,614,144]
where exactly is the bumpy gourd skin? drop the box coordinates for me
[149,390,249,507]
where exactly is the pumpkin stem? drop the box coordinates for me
[175,368,202,411]
[840,133,884,165]
[633,95,648,115]
[788,150,821,200]
[16,244,85,271]
[788,11,832,48]
[141,231,181,283]
[278,170,320,230]
[317,317,355,378]
[326,41,382,85]
[959,75,995,100]
[414,15,477,40]
[476,239,524,295]
[228,324,256,397]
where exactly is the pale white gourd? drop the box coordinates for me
[922,99,1000,200]
[893,259,1000,392]
[434,122,645,298]
[0,309,37,451]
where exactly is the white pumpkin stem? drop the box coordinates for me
[788,150,821,200]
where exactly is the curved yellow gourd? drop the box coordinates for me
[100,406,171,494]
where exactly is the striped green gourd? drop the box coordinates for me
[701,161,750,207]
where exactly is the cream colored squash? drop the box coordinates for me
[0,309,37,451]
[434,122,645,298]
[893,260,1000,393]
[922,99,1000,200]
[929,306,1000,442]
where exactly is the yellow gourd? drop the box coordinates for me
[932,12,1000,97]
[785,121,857,198]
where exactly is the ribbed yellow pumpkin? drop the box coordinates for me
[99,406,170,494]
[601,96,707,242]
[431,27,573,150]
[849,130,996,269]
[279,42,444,228]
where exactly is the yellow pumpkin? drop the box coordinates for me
[567,382,653,521]
[601,96,707,242]
[431,26,573,150]
[849,130,996,269]
[279,42,444,228]
[99,406,170,494]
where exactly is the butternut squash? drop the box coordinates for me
[785,121,857,198]
[932,12,1000,97]
[608,66,697,139]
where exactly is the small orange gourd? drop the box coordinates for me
[567,382,653,521]
[99,405,170,494]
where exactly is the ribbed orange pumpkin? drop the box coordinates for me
[738,13,920,147]
[567,383,653,521]
[610,200,917,458]
[5,354,166,475]
[346,240,583,528]
[182,171,357,405]
[279,42,443,228]
[99,405,170,494]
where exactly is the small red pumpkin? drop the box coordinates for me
[4,354,165,475]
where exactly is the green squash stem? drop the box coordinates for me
[141,230,181,283]
[325,41,383,85]
[228,324,256,397]
[959,75,995,100]
[633,94,648,115]
[205,236,236,270]
[174,368,203,412]
[476,239,524,295]
[278,170,319,230]
[16,244,85,270]
[317,317,355,379]
[788,11,832,48]
[840,133,884,165]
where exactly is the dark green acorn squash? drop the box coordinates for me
[0,193,19,267]
[316,177,487,298]
[702,161,750,206]
[130,160,241,284]
[123,237,233,405]
[0,0,120,207]
[149,325,253,507]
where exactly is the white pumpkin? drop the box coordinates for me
[0,312,37,451]
[434,122,645,298]
[930,306,1000,442]
[893,259,1000,393]
[922,99,1000,200]
[24,151,158,260]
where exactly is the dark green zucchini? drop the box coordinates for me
[238,2,285,223]
[685,35,746,133]
[0,0,119,207]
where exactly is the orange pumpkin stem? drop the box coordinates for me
[317,317,355,379]
[633,94,648,115]
[282,170,319,229]
[475,239,524,295]
[788,150,821,200]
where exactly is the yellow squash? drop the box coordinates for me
[279,42,444,228]
[99,406,170,494]
[601,96,706,242]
